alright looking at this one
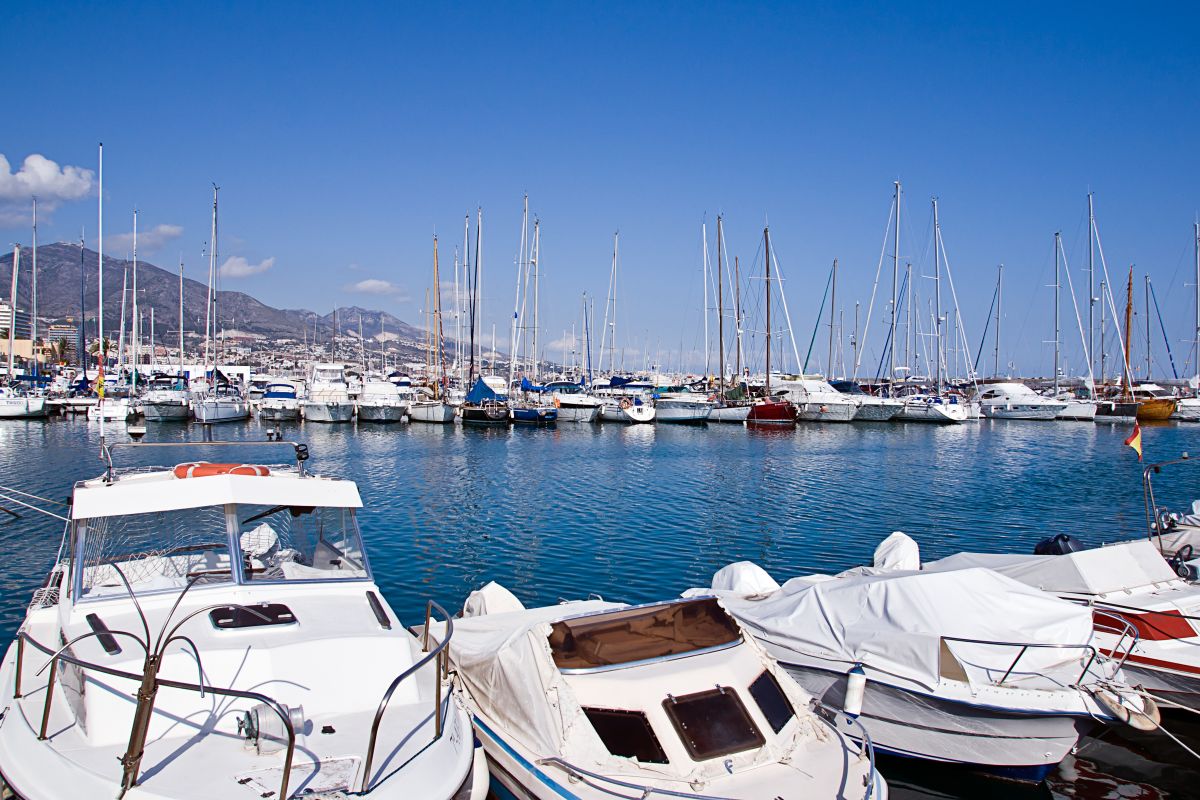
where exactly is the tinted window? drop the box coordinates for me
[749,671,794,733]
[663,687,765,760]
[583,708,669,764]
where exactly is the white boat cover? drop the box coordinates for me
[712,561,781,596]
[873,531,920,571]
[709,565,1096,691]
[463,581,526,616]
[925,540,1181,596]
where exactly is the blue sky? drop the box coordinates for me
[2,3,1198,378]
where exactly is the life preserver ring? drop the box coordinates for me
[1090,687,1161,732]
[619,398,632,410]
[173,462,271,479]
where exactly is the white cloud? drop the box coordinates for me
[219,255,275,278]
[0,153,95,224]
[346,278,402,295]
[104,223,183,256]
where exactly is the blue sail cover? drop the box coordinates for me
[520,377,548,393]
[465,377,508,404]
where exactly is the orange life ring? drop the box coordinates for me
[173,462,271,479]
[619,397,632,410]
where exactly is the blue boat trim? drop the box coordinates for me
[473,716,579,799]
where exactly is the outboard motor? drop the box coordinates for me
[1033,533,1083,556]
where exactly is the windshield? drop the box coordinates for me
[76,503,369,599]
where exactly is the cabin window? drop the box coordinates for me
[76,505,234,599]
[663,686,765,760]
[748,671,794,733]
[238,505,369,582]
[548,598,741,671]
[582,708,669,764]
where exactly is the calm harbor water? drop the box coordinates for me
[1,415,1197,798]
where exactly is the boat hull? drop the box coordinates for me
[259,403,301,422]
[654,400,712,423]
[510,407,557,424]
[357,404,407,422]
[853,399,902,421]
[409,401,456,424]
[894,399,968,424]
[1055,399,1097,421]
[1137,397,1178,421]
[709,404,752,423]
[193,400,249,423]
[1095,400,1139,423]
[747,399,796,425]
[980,403,1065,421]
[141,401,190,421]
[303,401,354,423]
[553,403,600,423]
[794,401,858,423]
[1172,398,1200,421]
[0,398,48,419]
[462,405,509,425]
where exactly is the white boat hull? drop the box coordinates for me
[409,401,456,424]
[1172,398,1200,421]
[794,401,858,423]
[259,403,301,422]
[303,401,355,423]
[86,400,136,421]
[709,404,752,423]
[358,403,407,422]
[141,401,190,421]
[894,399,968,424]
[654,400,712,423]
[980,403,1066,420]
[0,397,48,419]
[599,402,655,423]
[1056,399,1098,421]
[853,399,902,421]
[193,399,250,423]
[554,403,601,423]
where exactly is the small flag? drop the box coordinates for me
[1124,422,1142,461]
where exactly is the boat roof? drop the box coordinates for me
[72,466,362,519]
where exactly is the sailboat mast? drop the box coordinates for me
[532,219,540,381]
[1054,233,1061,393]
[734,255,742,382]
[1123,266,1134,397]
[178,259,184,377]
[994,264,1003,378]
[764,226,772,395]
[132,210,139,391]
[205,186,218,381]
[1195,220,1200,383]
[890,181,900,389]
[79,231,86,371]
[702,221,709,379]
[510,197,528,387]
[30,198,37,375]
[827,259,838,378]
[117,267,127,375]
[1145,274,1152,379]
[716,216,725,394]
[7,245,18,379]
[1088,193,1096,378]
[433,235,445,395]
[98,143,104,362]
[1100,280,1108,382]
[905,262,912,372]
[933,198,942,392]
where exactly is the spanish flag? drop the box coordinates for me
[1124,422,1143,462]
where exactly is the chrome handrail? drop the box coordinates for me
[1142,453,1193,548]
[101,439,312,481]
[813,703,879,800]
[360,599,453,793]
[537,757,734,799]
[940,635,1113,686]
[15,630,296,799]
[1089,610,1141,672]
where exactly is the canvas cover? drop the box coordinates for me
[710,565,1096,691]
[925,540,1181,596]
[464,377,508,404]
[873,531,920,571]
[712,561,781,596]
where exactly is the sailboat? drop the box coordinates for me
[410,235,457,424]
[141,259,190,421]
[1175,222,1200,421]
[707,216,754,423]
[747,227,796,425]
[507,201,557,425]
[1,238,48,419]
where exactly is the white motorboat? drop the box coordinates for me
[700,541,1153,782]
[708,402,752,423]
[140,374,191,421]
[61,396,98,415]
[423,584,886,800]
[409,399,457,424]
[193,382,251,423]
[0,385,48,419]
[830,381,902,421]
[1172,396,1200,421]
[1051,391,1098,421]
[893,393,969,424]
[358,379,408,423]
[303,363,355,423]
[258,380,302,422]
[544,381,602,422]
[926,540,1200,708]
[653,389,713,423]
[776,376,860,422]
[0,441,487,800]
[977,382,1067,420]
[87,396,138,422]
[598,396,655,423]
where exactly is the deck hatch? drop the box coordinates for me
[748,670,793,733]
[582,707,669,764]
[663,686,764,761]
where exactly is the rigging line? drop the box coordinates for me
[1058,235,1095,386]
[935,227,978,385]
[1150,281,1180,379]
[853,194,897,381]
[0,492,69,522]
[0,484,69,507]
[874,269,910,382]
[802,264,834,373]
[972,279,1000,374]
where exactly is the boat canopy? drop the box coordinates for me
[705,564,1096,691]
[924,540,1181,596]
[519,376,548,393]
[465,377,508,404]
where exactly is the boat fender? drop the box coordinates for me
[1091,688,1161,732]
[620,398,632,410]
[844,664,866,718]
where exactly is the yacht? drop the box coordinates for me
[422,584,886,800]
[192,381,251,424]
[140,373,191,422]
[892,392,969,424]
[776,376,860,422]
[1130,383,1179,421]
[303,363,355,423]
[830,381,903,421]
[1048,389,1098,421]
[0,441,487,800]
[358,378,409,423]
[701,542,1154,781]
[258,380,302,422]
[653,387,713,423]
[977,382,1067,420]
[544,381,603,423]
[87,396,139,422]
[0,384,48,419]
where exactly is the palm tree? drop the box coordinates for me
[54,338,70,364]
[88,337,113,364]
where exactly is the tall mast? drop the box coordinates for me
[994,264,1003,378]
[905,262,912,372]
[1123,266,1134,398]
[131,209,139,391]
[702,221,710,379]
[178,258,184,377]
[1145,274,1152,380]
[734,255,742,382]
[764,226,772,395]
[716,216,725,394]
[1054,233,1061,393]
[1195,220,1200,382]
[890,181,900,389]
[1100,279,1108,383]
[7,245,18,379]
[359,314,366,373]
[117,267,127,375]
[460,215,469,384]
[600,232,618,373]
[827,259,838,378]
[149,307,154,368]
[1088,193,1096,377]
[474,208,483,380]
[98,143,104,361]
[933,197,942,392]
[79,230,86,370]
[205,186,219,381]
[433,235,444,396]
[30,198,37,375]
[531,219,540,380]
[510,196,528,387]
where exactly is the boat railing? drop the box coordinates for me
[100,439,311,481]
[13,629,298,800]
[1142,453,1193,548]
[941,621,1139,687]
[360,599,453,793]
[537,756,735,799]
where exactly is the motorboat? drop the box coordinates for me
[0,385,48,419]
[259,380,302,422]
[746,395,796,426]
[192,381,251,424]
[977,382,1067,420]
[653,388,713,423]
[303,363,355,423]
[1172,395,1200,421]
[509,404,557,424]
[422,584,886,800]
[830,381,902,421]
[599,395,655,423]
[358,378,408,423]
[544,381,602,423]
[246,375,271,404]
[698,540,1154,782]
[776,376,860,423]
[926,540,1200,707]
[892,392,968,424]
[1047,389,1098,421]
[708,401,752,423]
[1094,396,1139,424]
[0,440,488,800]
[87,396,138,422]
[140,374,191,421]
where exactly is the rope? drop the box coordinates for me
[0,492,69,522]
[1109,684,1200,763]
[0,484,68,507]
